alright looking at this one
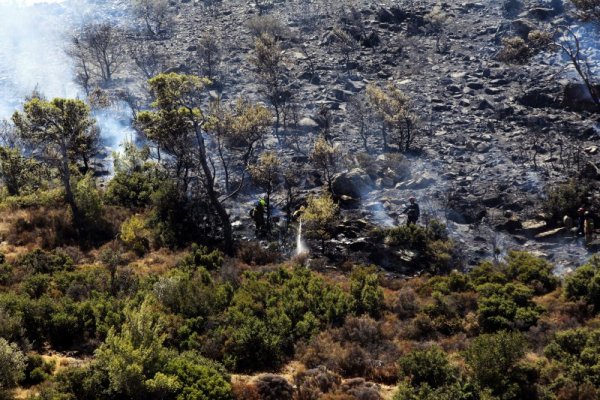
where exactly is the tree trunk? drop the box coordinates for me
[61,153,80,228]
[193,123,234,255]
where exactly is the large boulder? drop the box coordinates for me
[332,168,374,199]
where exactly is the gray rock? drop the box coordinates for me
[332,168,374,198]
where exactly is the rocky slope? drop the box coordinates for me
[124,0,600,271]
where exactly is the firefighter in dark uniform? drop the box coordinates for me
[402,196,420,226]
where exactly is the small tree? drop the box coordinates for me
[137,73,235,254]
[129,40,167,79]
[347,93,374,152]
[466,331,529,398]
[0,147,41,196]
[198,32,221,81]
[99,242,123,294]
[75,23,127,83]
[13,98,98,226]
[366,84,419,152]
[302,193,338,254]
[206,97,272,195]
[331,27,358,72]
[0,338,26,394]
[133,0,171,37]
[424,5,449,53]
[250,34,290,139]
[250,151,281,233]
[310,136,339,193]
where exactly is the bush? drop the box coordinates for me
[18,249,74,274]
[178,244,223,271]
[564,256,600,312]
[377,221,455,273]
[246,15,287,38]
[466,331,534,399]
[398,346,457,389]
[391,286,419,319]
[476,282,542,332]
[543,179,590,223]
[24,354,55,385]
[0,338,26,391]
[497,36,530,64]
[505,251,558,295]
[350,266,384,318]
[295,366,342,400]
[221,267,351,371]
[74,174,103,225]
[105,144,162,209]
[119,215,150,256]
[165,351,232,400]
[544,328,600,388]
[255,374,293,400]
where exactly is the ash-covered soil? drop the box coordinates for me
[19,0,600,272]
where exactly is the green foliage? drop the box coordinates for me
[544,328,600,387]
[543,179,590,222]
[393,381,480,400]
[476,282,541,332]
[149,181,217,249]
[18,248,74,274]
[120,215,150,256]
[0,146,44,196]
[105,143,162,209]
[178,244,223,272]
[221,267,351,371]
[349,265,384,318]
[302,193,339,253]
[74,173,103,224]
[564,256,600,311]
[24,354,55,385]
[398,346,457,388]
[12,97,99,224]
[94,298,168,398]
[505,251,558,295]
[379,221,455,273]
[466,331,534,399]
[154,268,231,320]
[0,338,26,392]
[165,351,232,400]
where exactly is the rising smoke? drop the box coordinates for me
[0,0,134,151]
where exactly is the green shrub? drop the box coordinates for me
[466,331,535,399]
[476,282,541,332]
[165,351,232,400]
[74,174,103,225]
[377,221,455,273]
[221,267,351,371]
[120,215,150,256]
[18,248,74,274]
[178,244,223,271]
[564,256,600,312]
[350,265,384,318]
[0,338,26,391]
[398,346,457,389]
[543,179,590,223]
[505,251,558,294]
[544,328,600,387]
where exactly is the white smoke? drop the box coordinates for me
[0,0,134,152]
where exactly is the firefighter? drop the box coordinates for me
[250,198,266,236]
[402,196,420,226]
